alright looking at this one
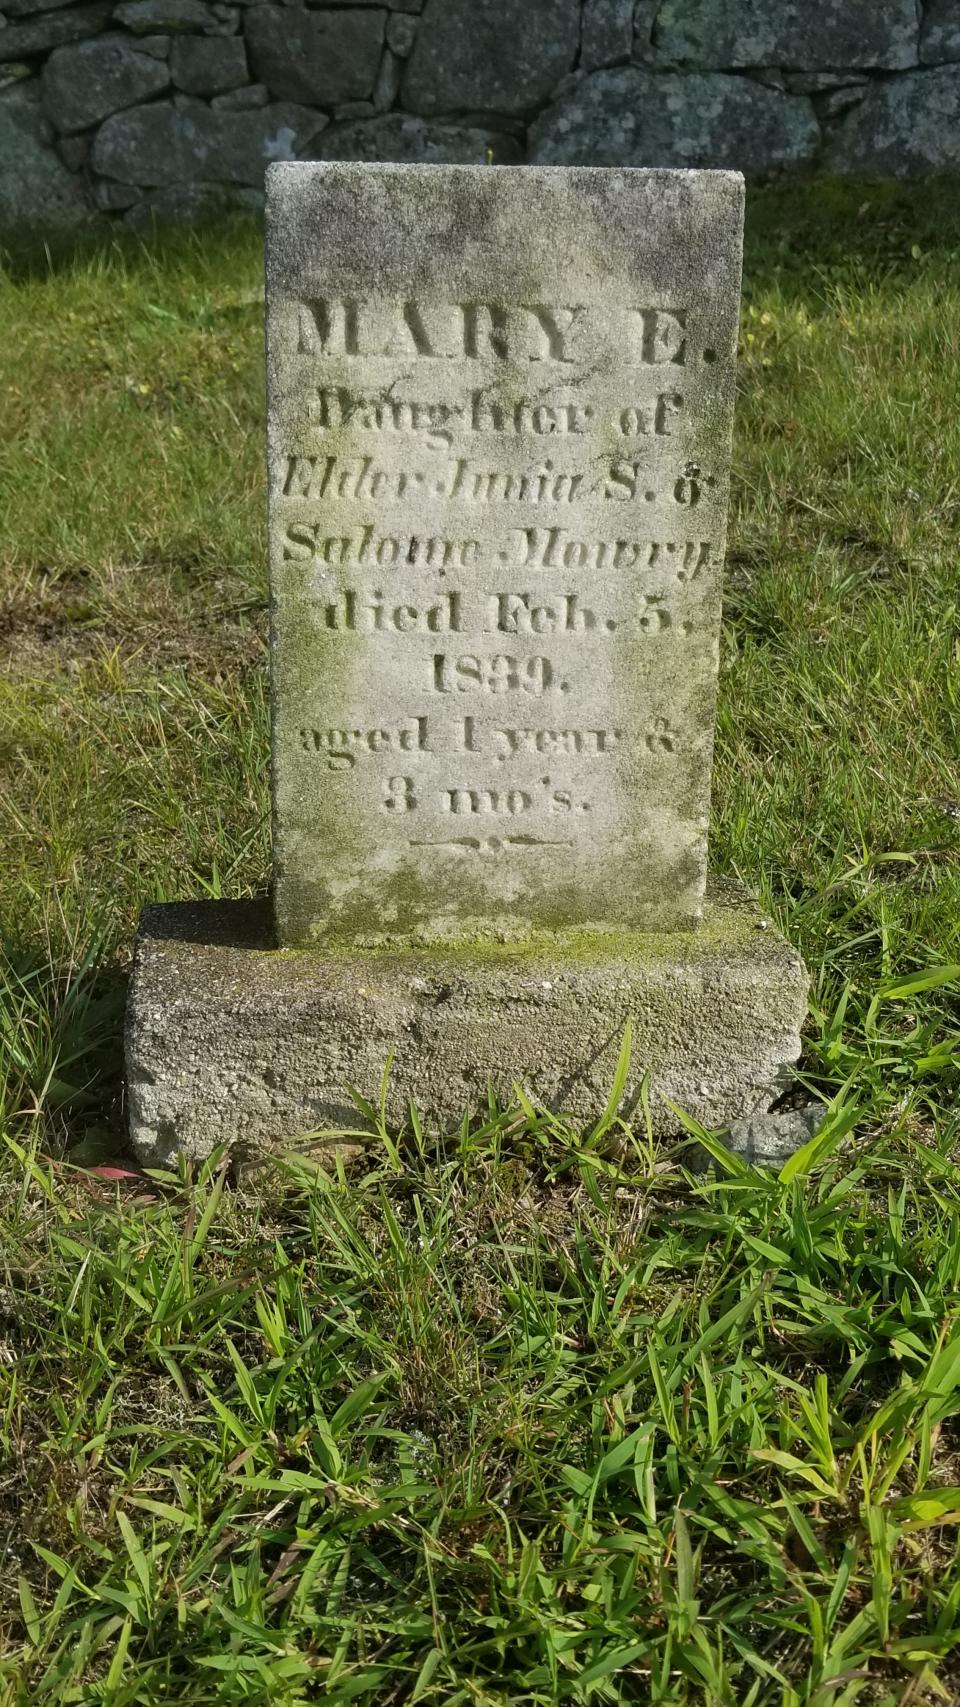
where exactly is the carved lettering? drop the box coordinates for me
[630,308,687,365]
[487,592,598,634]
[617,393,684,436]
[604,461,642,501]
[293,299,691,366]
[448,459,585,505]
[296,299,359,356]
[300,717,430,770]
[637,595,673,633]
[282,522,481,573]
[443,787,533,816]
[295,299,591,363]
[511,529,711,577]
[320,591,463,634]
[386,300,440,358]
[672,541,712,581]
[603,462,718,504]
[305,385,686,443]
[310,388,460,450]
[470,392,594,436]
[432,654,557,696]
[280,454,588,505]
[493,727,622,759]
[674,469,717,507]
[383,775,417,812]
[280,455,429,502]
[643,719,678,753]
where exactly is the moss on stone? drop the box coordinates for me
[268,876,768,969]
[127,878,807,1163]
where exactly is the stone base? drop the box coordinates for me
[124,882,808,1167]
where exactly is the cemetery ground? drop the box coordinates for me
[1,179,960,1705]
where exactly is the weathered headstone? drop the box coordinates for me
[268,165,732,943]
[125,164,808,1165]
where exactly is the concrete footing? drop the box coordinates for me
[124,881,808,1166]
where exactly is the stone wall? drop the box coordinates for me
[2,0,958,238]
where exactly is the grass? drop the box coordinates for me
[1,179,960,1700]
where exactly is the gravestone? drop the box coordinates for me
[125,163,808,1165]
[269,166,727,942]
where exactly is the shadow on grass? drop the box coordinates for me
[744,176,960,293]
[0,933,130,1161]
[5,177,960,290]
[0,210,263,283]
